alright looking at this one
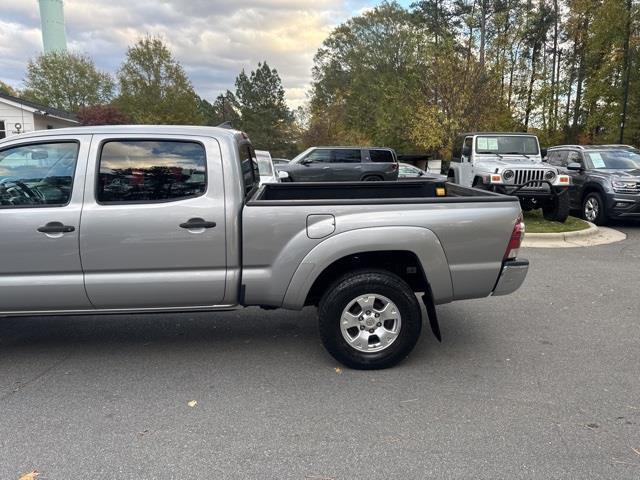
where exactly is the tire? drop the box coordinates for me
[318,270,422,370]
[582,192,607,225]
[363,175,383,181]
[472,177,489,190]
[542,191,570,223]
[447,170,455,183]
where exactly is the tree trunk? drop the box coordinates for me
[619,0,632,143]
[524,45,539,129]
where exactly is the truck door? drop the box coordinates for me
[459,136,474,186]
[79,135,227,309]
[0,136,93,312]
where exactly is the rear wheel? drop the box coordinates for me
[363,175,383,181]
[582,192,607,225]
[542,191,570,223]
[318,270,422,370]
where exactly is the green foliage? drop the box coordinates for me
[0,80,18,96]
[116,36,203,124]
[23,51,114,112]
[234,62,297,157]
[308,0,640,152]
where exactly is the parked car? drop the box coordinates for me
[255,150,288,184]
[398,162,426,178]
[0,125,528,369]
[272,158,290,166]
[444,132,572,222]
[545,145,640,224]
[277,146,399,182]
[397,162,446,181]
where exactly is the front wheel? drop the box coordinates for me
[318,270,422,369]
[542,191,570,223]
[582,192,607,225]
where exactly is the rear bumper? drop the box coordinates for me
[492,259,529,296]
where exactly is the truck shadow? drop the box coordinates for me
[0,305,494,370]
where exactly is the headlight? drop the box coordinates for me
[611,180,638,190]
[544,170,556,181]
[502,169,514,181]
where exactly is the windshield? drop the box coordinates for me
[476,136,539,155]
[584,150,640,169]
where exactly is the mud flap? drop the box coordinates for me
[421,286,441,342]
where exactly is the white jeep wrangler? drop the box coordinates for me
[445,132,571,222]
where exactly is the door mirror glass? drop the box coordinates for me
[540,148,548,158]
[567,162,582,171]
[462,145,471,157]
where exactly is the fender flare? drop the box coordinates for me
[281,226,453,310]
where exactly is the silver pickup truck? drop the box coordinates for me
[0,126,528,369]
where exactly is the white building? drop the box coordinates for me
[0,92,78,139]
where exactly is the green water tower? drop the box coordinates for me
[38,0,68,53]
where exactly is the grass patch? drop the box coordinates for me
[524,209,590,233]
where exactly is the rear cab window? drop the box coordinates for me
[97,140,206,204]
[239,142,260,195]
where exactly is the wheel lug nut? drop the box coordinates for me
[375,313,379,318]
[377,322,381,327]
[369,328,374,333]
[359,316,364,321]
[360,325,365,330]
[366,310,371,315]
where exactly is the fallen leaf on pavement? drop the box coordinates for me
[18,471,39,480]
[334,367,342,374]
[187,400,198,408]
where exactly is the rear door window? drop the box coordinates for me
[97,140,206,204]
[333,149,361,163]
[369,149,394,163]
[0,141,79,207]
[305,149,332,163]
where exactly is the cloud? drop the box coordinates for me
[0,0,374,108]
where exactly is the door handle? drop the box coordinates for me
[37,222,75,233]
[180,218,216,229]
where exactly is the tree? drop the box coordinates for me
[234,62,296,157]
[117,36,202,124]
[0,80,18,96]
[77,105,130,125]
[22,52,114,112]
[198,91,240,126]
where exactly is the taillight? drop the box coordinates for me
[504,213,525,260]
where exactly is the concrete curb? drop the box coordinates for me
[522,222,626,248]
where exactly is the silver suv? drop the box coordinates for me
[445,132,572,222]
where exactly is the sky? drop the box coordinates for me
[0,0,412,109]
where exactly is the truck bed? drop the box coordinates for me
[250,180,514,205]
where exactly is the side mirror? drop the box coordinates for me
[277,170,290,180]
[418,171,425,176]
[462,146,471,157]
[567,162,582,171]
[300,158,312,165]
[540,148,548,158]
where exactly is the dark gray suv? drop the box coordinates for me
[545,145,640,224]
[277,147,399,182]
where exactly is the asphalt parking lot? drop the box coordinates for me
[1,223,639,480]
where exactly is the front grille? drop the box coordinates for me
[613,183,640,194]
[514,169,546,189]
